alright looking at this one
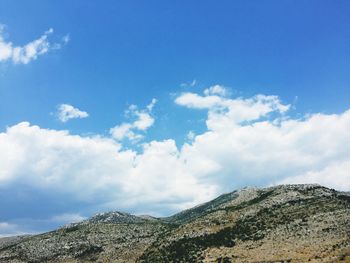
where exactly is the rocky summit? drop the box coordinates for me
[0,184,349,262]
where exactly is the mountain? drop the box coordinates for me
[69,211,159,226]
[0,184,349,262]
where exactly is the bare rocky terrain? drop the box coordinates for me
[0,184,349,262]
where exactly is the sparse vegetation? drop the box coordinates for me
[0,184,349,262]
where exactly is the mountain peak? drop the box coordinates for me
[74,211,157,225]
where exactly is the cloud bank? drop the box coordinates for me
[1,86,350,235]
[0,24,68,64]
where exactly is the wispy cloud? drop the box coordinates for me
[110,99,157,142]
[0,24,68,65]
[180,79,197,88]
[57,104,89,123]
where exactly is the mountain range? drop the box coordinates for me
[0,184,349,262]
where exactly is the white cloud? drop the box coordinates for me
[187,131,196,141]
[109,123,134,141]
[0,24,68,65]
[175,86,290,128]
[146,98,157,111]
[110,99,156,142]
[175,92,222,109]
[57,104,89,122]
[180,79,197,88]
[50,213,86,224]
[0,122,212,213]
[0,222,16,231]
[62,34,70,45]
[1,87,350,223]
[134,112,155,130]
[175,88,350,192]
[204,85,228,97]
[0,222,24,237]
[279,160,350,191]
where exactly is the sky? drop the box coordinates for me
[0,0,350,236]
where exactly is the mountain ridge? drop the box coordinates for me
[0,184,349,262]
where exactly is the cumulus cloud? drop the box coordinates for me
[110,99,157,142]
[57,104,89,122]
[175,86,290,128]
[176,86,350,191]
[0,122,212,215]
[0,24,68,64]
[1,86,350,233]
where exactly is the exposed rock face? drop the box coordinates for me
[0,184,349,262]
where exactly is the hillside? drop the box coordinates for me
[0,184,349,262]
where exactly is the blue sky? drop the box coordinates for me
[0,1,350,236]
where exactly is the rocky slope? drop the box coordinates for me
[0,184,349,262]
